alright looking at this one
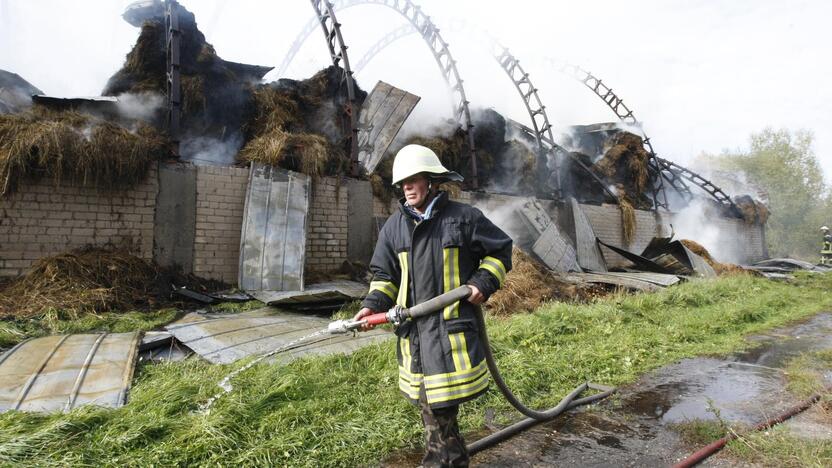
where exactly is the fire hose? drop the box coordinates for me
[328,285,616,453]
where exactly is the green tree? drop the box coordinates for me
[700,128,829,260]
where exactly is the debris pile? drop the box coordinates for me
[0,107,170,195]
[592,132,652,209]
[679,239,749,276]
[0,247,223,319]
[103,4,271,145]
[238,66,367,177]
[487,247,608,315]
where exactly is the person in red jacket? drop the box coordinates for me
[354,144,513,467]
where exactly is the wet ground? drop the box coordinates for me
[383,313,832,467]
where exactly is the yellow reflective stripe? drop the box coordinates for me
[443,247,460,320]
[480,256,507,286]
[398,335,422,399]
[369,280,398,301]
[424,360,487,389]
[426,373,489,404]
[449,332,472,370]
[397,252,409,306]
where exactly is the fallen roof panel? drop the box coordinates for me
[250,280,367,306]
[0,332,139,413]
[563,272,661,292]
[570,198,607,272]
[358,81,421,173]
[165,307,390,365]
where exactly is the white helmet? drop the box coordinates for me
[822,226,830,231]
[391,144,463,186]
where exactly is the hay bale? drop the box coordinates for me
[592,131,653,209]
[680,239,750,276]
[486,248,605,316]
[0,247,225,320]
[238,129,329,178]
[733,195,769,225]
[0,108,170,195]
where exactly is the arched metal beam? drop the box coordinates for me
[282,0,479,187]
[353,23,414,74]
[546,60,737,210]
[308,0,359,175]
[349,27,619,202]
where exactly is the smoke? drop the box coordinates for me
[471,197,528,245]
[672,199,743,263]
[180,133,244,166]
[115,92,164,121]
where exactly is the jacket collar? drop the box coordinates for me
[399,191,449,221]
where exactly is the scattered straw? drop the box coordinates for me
[619,193,637,245]
[0,247,224,320]
[680,239,751,276]
[486,248,606,316]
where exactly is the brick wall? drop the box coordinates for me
[306,177,349,274]
[1,168,768,282]
[0,167,158,277]
[192,166,249,284]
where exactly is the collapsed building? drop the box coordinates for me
[0,0,779,415]
[0,0,773,301]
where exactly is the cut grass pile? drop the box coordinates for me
[1,273,831,466]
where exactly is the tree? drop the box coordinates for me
[698,128,829,260]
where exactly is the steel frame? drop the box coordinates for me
[308,0,360,175]
[286,0,479,187]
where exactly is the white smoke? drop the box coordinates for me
[180,134,243,166]
[672,199,743,263]
[115,92,164,121]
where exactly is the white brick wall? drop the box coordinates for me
[0,167,158,277]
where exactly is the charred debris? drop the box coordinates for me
[0,3,773,305]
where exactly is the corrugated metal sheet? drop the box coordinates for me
[165,308,391,365]
[570,198,608,272]
[358,81,420,173]
[532,223,580,272]
[250,280,367,309]
[0,333,139,413]
[239,164,310,291]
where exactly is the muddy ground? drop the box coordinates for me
[383,313,832,467]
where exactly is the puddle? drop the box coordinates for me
[463,313,832,466]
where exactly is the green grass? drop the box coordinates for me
[0,299,265,349]
[0,309,180,349]
[1,273,832,466]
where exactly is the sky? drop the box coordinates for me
[1,0,830,179]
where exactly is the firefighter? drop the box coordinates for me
[354,144,512,467]
[821,226,832,265]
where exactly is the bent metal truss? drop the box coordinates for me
[299,0,480,187]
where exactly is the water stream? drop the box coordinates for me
[199,328,329,413]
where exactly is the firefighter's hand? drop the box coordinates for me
[353,307,378,331]
[467,285,485,305]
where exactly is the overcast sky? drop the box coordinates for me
[1,0,830,179]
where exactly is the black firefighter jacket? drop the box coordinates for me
[362,192,513,408]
